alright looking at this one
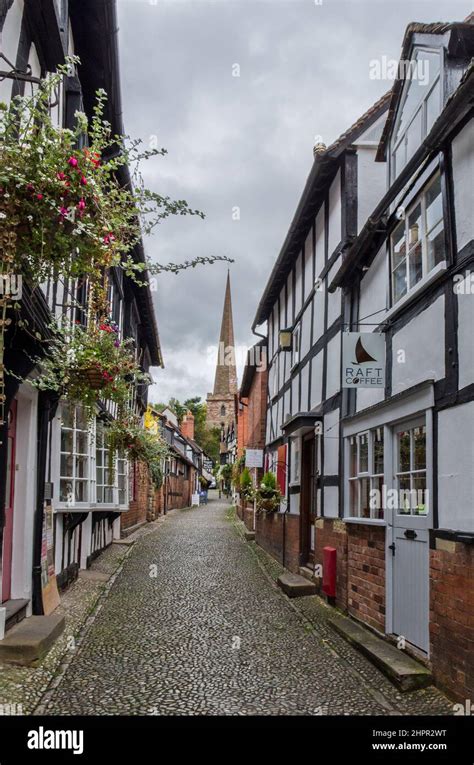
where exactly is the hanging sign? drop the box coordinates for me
[245,449,264,468]
[342,333,385,388]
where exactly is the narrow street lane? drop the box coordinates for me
[39,496,449,716]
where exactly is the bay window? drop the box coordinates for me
[390,172,445,304]
[59,405,128,508]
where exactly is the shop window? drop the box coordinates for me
[347,428,384,519]
[395,422,427,515]
[60,404,90,504]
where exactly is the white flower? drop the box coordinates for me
[0,212,6,219]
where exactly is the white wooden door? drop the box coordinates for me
[389,416,431,653]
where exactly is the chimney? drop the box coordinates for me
[181,410,195,441]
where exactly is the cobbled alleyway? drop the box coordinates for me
[38,496,452,716]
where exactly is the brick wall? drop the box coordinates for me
[237,398,248,459]
[430,539,474,702]
[314,518,348,609]
[347,524,386,632]
[122,460,150,531]
[256,512,300,573]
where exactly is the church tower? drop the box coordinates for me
[206,273,238,434]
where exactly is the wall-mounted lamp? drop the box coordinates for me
[279,329,293,351]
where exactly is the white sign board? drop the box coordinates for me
[342,333,385,389]
[191,493,200,507]
[245,449,264,469]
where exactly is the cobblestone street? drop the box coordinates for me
[37,496,452,716]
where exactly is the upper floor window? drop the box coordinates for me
[390,172,445,304]
[390,49,442,180]
[60,405,90,504]
[220,405,226,417]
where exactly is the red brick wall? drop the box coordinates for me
[122,460,150,531]
[347,524,386,632]
[242,502,254,531]
[314,519,348,609]
[430,541,474,702]
[256,512,300,573]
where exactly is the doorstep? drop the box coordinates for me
[0,613,65,666]
[330,614,432,692]
[277,572,318,598]
[4,598,29,633]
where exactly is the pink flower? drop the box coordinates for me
[80,176,87,186]
[59,206,69,218]
[68,156,78,167]
[57,172,66,181]
[36,193,43,201]
[77,199,86,211]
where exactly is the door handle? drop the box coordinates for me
[388,543,395,556]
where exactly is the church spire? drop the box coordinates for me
[213,271,238,395]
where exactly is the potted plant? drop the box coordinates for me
[239,467,254,502]
[255,472,282,513]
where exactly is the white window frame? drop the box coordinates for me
[291,322,301,370]
[390,171,445,305]
[394,417,428,518]
[347,428,385,520]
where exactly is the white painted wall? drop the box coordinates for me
[457,275,474,389]
[437,401,474,532]
[391,297,445,395]
[327,262,341,328]
[451,121,474,252]
[300,361,310,412]
[323,407,339,475]
[323,486,339,518]
[313,289,325,344]
[358,245,387,324]
[315,206,325,278]
[294,253,303,317]
[325,333,341,399]
[286,271,294,327]
[0,0,25,102]
[327,170,342,257]
[300,303,312,359]
[356,146,387,233]
[311,351,323,410]
[304,231,313,301]
[291,375,299,415]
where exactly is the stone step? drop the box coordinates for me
[0,613,65,666]
[330,614,432,692]
[244,530,255,541]
[277,572,318,598]
[4,599,29,632]
[299,566,316,583]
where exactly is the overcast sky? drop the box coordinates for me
[116,0,471,405]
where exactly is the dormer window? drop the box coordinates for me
[390,49,442,181]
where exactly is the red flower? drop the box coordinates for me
[68,156,78,168]
[57,172,66,181]
[80,176,87,186]
[36,193,43,201]
[77,199,86,212]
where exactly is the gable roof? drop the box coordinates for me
[376,16,474,162]
[252,91,390,329]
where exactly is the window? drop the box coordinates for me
[348,429,384,519]
[290,437,301,485]
[395,421,427,515]
[390,49,442,180]
[60,405,90,504]
[60,406,128,507]
[292,323,301,368]
[390,172,445,304]
[220,405,226,417]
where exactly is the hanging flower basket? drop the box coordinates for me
[82,365,106,390]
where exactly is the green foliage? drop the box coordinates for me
[261,471,277,491]
[107,415,169,487]
[240,467,253,499]
[27,318,149,415]
[255,471,282,513]
[152,396,221,462]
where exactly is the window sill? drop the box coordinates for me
[344,517,386,526]
[55,504,128,513]
[385,260,447,324]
